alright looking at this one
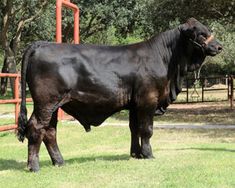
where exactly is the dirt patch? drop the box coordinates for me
[168,101,230,110]
[156,101,235,125]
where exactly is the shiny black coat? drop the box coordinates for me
[17,18,222,172]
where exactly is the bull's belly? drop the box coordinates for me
[61,99,127,127]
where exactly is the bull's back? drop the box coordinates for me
[27,42,135,109]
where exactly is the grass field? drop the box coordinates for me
[0,124,235,188]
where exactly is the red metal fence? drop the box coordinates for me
[0,73,19,131]
[0,73,32,131]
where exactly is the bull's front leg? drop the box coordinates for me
[138,111,154,159]
[129,108,141,158]
[129,107,154,159]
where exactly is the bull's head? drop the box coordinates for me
[179,18,222,71]
[155,18,222,115]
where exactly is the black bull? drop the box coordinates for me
[17,18,222,171]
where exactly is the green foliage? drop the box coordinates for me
[201,21,235,75]
[140,0,234,35]
[68,0,141,43]
[138,0,235,76]
[0,0,234,75]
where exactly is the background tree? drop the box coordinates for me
[139,0,235,77]
[0,0,48,95]
[0,0,234,97]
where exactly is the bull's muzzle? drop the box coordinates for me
[204,35,223,56]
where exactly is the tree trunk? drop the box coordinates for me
[0,47,17,97]
[0,57,9,96]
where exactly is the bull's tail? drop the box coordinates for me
[17,45,32,142]
[17,41,46,142]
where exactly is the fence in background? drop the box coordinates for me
[0,73,20,131]
[0,73,33,132]
[176,75,234,108]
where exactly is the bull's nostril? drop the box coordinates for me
[217,46,222,52]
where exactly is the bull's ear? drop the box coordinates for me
[179,18,198,40]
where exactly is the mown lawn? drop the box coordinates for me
[0,123,235,188]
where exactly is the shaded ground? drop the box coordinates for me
[160,101,235,125]
[107,101,235,126]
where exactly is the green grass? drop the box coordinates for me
[0,103,33,126]
[0,124,235,188]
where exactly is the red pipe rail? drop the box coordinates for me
[56,0,80,43]
[56,0,80,119]
[0,73,32,132]
[0,73,19,131]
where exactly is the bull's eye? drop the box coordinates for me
[200,33,207,38]
[197,34,206,44]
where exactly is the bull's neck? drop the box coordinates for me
[148,28,190,78]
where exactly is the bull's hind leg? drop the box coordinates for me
[129,108,141,158]
[26,109,52,172]
[43,110,64,166]
[26,112,45,172]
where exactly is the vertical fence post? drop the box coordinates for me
[56,0,80,120]
[186,78,189,103]
[15,75,20,126]
[227,75,230,101]
[73,5,80,43]
[230,75,234,109]
[201,78,204,102]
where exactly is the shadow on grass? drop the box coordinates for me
[0,159,26,171]
[161,147,235,152]
[0,132,12,137]
[0,154,130,171]
[159,129,235,138]
[65,154,130,164]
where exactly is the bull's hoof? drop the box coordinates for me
[131,152,142,159]
[131,152,155,159]
[142,154,155,159]
[85,128,91,132]
[28,164,40,172]
[52,159,64,167]
[154,107,166,116]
